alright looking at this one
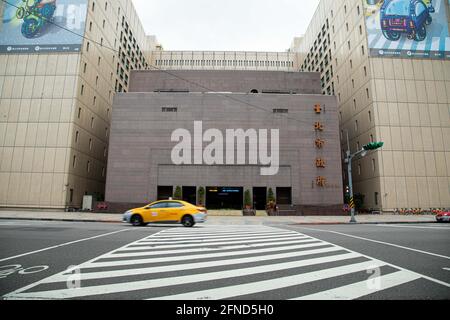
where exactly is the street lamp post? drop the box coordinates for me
[344,137,384,224]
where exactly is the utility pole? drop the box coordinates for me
[344,135,384,224]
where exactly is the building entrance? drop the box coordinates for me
[157,186,173,201]
[182,186,197,205]
[276,187,292,205]
[253,187,267,210]
[206,187,244,210]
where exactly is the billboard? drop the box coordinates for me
[0,0,88,54]
[364,0,450,59]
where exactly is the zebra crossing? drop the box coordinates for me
[3,225,425,300]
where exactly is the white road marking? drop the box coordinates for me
[87,241,328,267]
[137,233,306,244]
[46,246,344,283]
[297,227,450,289]
[443,268,450,271]
[149,260,385,300]
[3,229,169,298]
[376,224,450,230]
[123,235,309,250]
[150,230,299,240]
[0,229,134,263]
[293,271,421,300]
[299,227,450,260]
[4,252,361,299]
[113,237,320,254]
[4,225,448,300]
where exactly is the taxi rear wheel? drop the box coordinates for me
[181,215,195,228]
[130,214,144,227]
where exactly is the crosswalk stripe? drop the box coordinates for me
[5,252,361,299]
[122,235,309,250]
[150,231,299,240]
[46,246,345,283]
[148,260,385,300]
[95,240,324,265]
[136,233,307,244]
[86,240,327,267]
[111,238,322,255]
[3,225,432,300]
[292,271,421,300]
[162,226,277,232]
[142,232,298,243]
[144,231,301,241]
[159,229,277,235]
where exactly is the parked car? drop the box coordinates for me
[123,200,207,227]
[436,210,450,223]
[380,0,432,42]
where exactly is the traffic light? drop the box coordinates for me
[363,142,384,151]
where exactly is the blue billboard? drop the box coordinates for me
[0,0,88,53]
[364,0,450,59]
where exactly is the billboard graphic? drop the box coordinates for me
[0,0,88,53]
[364,0,450,59]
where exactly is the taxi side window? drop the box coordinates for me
[149,203,168,209]
[167,202,184,208]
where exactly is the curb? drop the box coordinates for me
[290,221,437,226]
[0,217,437,225]
[0,217,122,224]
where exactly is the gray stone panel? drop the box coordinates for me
[106,90,343,207]
[129,70,321,94]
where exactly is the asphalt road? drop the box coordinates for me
[0,220,166,297]
[0,220,449,300]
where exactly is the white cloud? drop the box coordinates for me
[132,0,320,51]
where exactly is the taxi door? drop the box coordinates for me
[144,202,170,222]
[165,202,186,222]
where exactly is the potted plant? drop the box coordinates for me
[174,186,182,200]
[266,188,277,216]
[243,189,255,216]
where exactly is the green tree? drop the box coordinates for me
[174,186,182,200]
[267,188,275,203]
[244,189,252,208]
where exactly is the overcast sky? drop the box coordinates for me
[131,0,320,51]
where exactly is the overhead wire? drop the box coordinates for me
[1,0,328,126]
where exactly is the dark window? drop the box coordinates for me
[273,109,289,114]
[162,107,178,113]
[167,202,184,208]
[150,202,168,209]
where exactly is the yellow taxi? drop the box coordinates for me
[123,200,207,227]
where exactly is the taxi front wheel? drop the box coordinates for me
[182,215,195,228]
[130,214,145,227]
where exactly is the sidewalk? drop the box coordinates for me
[0,210,437,225]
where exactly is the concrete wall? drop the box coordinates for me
[0,0,155,209]
[105,89,343,210]
[129,70,322,94]
[150,50,300,72]
[294,0,450,211]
